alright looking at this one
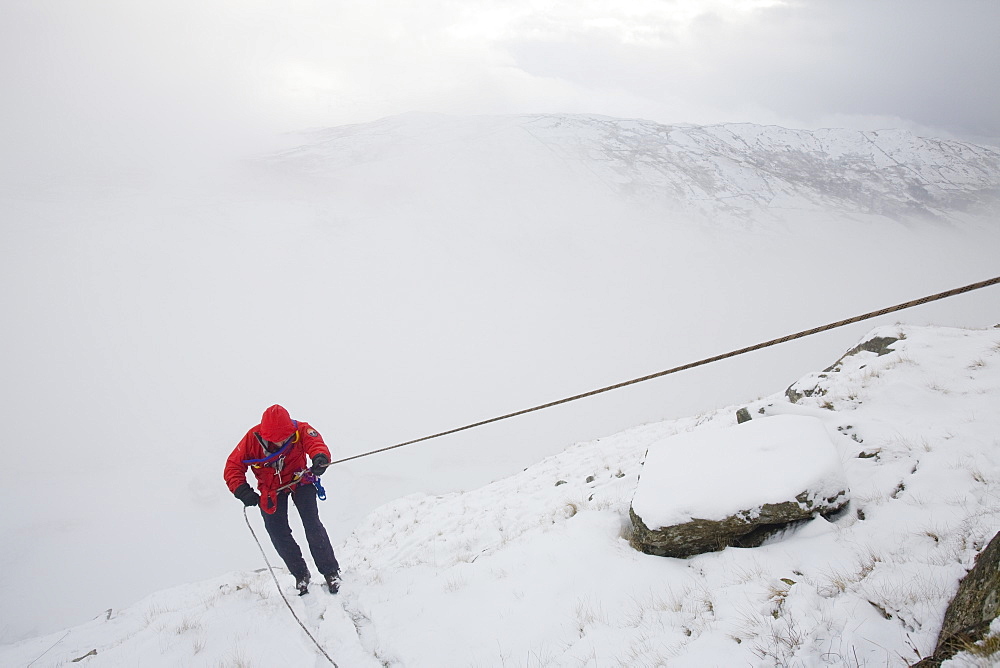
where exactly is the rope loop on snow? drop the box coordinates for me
[243,507,338,667]
[330,274,1000,466]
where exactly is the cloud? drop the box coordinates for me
[497,1,1000,140]
[1,0,997,190]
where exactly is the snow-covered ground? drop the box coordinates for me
[4,323,999,666]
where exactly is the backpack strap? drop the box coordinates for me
[243,431,297,466]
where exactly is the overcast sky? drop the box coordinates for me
[2,0,998,182]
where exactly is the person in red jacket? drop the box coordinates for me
[225,404,340,595]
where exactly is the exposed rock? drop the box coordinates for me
[736,407,752,424]
[845,336,899,357]
[824,336,899,372]
[785,375,829,404]
[911,530,1000,667]
[629,415,849,558]
[787,334,899,403]
[630,489,848,558]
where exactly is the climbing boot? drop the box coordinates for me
[295,573,311,596]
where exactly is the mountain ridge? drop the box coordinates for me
[264,113,1000,226]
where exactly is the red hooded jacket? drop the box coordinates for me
[224,405,332,514]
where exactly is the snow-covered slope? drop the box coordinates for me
[264,113,1000,226]
[6,324,999,666]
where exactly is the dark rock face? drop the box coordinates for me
[834,336,899,363]
[629,489,849,558]
[912,531,1000,667]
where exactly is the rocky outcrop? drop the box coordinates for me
[787,335,899,403]
[833,336,900,363]
[629,415,850,558]
[912,530,1000,667]
[630,489,848,558]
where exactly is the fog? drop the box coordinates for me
[1,0,999,646]
[2,113,999,640]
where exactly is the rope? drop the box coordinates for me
[243,507,338,667]
[26,630,71,667]
[331,274,1000,466]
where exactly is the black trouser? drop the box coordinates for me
[260,483,339,580]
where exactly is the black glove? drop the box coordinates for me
[310,454,330,476]
[234,483,260,507]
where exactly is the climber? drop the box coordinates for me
[224,404,340,594]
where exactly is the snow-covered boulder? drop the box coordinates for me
[629,415,849,558]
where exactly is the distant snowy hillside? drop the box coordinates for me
[264,113,1000,226]
[6,324,999,666]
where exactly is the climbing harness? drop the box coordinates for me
[243,507,338,666]
[276,469,327,500]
